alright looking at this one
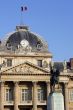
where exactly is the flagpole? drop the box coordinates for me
[20,6,27,26]
[20,7,24,26]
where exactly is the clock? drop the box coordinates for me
[20,39,29,48]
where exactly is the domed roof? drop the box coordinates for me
[1,26,48,53]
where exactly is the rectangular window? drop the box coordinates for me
[69,89,73,102]
[7,59,12,67]
[37,60,42,67]
[21,89,32,102]
[6,88,13,101]
[38,89,45,101]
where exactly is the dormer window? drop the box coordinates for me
[6,43,12,50]
[37,41,42,51]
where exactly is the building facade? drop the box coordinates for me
[0,25,73,110]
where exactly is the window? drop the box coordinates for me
[21,89,32,102]
[37,44,42,50]
[69,89,73,102]
[6,43,11,50]
[38,89,45,101]
[6,88,13,102]
[37,60,42,67]
[7,59,12,67]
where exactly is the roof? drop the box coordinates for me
[0,25,49,53]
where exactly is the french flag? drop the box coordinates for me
[21,6,27,11]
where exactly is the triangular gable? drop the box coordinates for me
[2,61,49,75]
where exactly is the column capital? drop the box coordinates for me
[0,81,5,86]
[32,81,37,85]
[46,81,50,84]
[64,82,68,88]
[14,81,19,84]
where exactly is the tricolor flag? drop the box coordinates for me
[21,6,27,12]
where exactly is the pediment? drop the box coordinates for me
[2,61,49,75]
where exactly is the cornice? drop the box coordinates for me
[0,52,52,58]
[1,73,50,76]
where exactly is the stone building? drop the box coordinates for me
[0,25,73,110]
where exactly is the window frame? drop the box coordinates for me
[21,88,32,102]
[37,88,45,102]
[5,88,13,102]
[69,88,73,102]
[7,58,12,67]
[37,60,42,67]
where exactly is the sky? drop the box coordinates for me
[0,0,73,61]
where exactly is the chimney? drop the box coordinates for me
[70,58,73,70]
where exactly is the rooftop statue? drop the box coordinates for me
[63,60,67,70]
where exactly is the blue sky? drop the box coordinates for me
[0,0,73,61]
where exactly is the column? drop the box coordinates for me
[0,81,4,110]
[64,83,69,110]
[46,82,50,110]
[14,81,19,110]
[0,81,1,109]
[46,82,50,98]
[33,82,37,110]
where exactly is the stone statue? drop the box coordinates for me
[63,60,67,70]
[0,61,6,70]
[50,61,54,69]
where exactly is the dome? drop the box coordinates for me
[1,26,48,53]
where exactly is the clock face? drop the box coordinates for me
[20,39,29,48]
